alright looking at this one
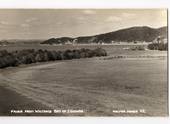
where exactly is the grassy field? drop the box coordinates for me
[0,44,168,116]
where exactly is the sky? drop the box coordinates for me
[0,9,167,40]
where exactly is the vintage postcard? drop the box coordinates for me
[0,9,168,116]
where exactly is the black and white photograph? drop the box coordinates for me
[0,9,168,117]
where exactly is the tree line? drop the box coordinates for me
[0,48,107,69]
[148,42,168,51]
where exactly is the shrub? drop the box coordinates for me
[130,46,145,51]
[0,48,107,69]
[0,50,8,57]
[148,43,168,51]
[72,50,81,59]
[93,48,107,56]
[63,50,74,60]
[0,55,18,68]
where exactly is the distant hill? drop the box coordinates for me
[0,39,45,46]
[42,37,74,45]
[41,26,168,44]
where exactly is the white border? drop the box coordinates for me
[0,117,170,124]
[0,0,169,124]
[0,0,169,8]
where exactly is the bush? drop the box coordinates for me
[72,50,81,59]
[0,54,18,68]
[0,48,107,69]
[148,43,168,51]
[0,50,8,57]
[93,48,107,56]
[63,50,74,60]
[130,46,145,51]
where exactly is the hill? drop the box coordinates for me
[41,26,167,44]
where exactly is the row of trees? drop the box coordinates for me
[0,48,107,69]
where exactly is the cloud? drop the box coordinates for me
[21,23,30,28]
[121,13,136,18]
[77,16,86,21]
[25,17,38,23]
[76,16,89,23]
[0,20,30,29]
[56,22,63,25]
[105,13,136,23]
[82,10,96,15]
[0,21,9,25]
[105,16,122,22]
